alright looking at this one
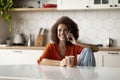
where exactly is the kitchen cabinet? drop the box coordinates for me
[113,0,120,8]
[57,0,90,10]
[0,49,43,65]
[57,0,120,10]
[11,0,120,11]
[90,0,120,9]
[94,51,120,67]
[90,0,111,9]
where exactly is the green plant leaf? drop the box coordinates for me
[8,25,12,33]
[0,0,4,7]
[0,0,13,32]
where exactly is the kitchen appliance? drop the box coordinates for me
[13,33,25,45]
[114,40,120,47]
[106,38,113,47]
[27,33,32,47]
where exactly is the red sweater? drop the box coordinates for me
[37,43,83,65]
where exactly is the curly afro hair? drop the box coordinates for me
[51,16,79,44]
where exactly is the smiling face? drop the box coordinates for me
[57,24,69,42]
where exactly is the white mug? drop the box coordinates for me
[65,56,74,67]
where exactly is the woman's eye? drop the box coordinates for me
[58,29,68,32]
[58,29,61,32]
[64,29,68,32]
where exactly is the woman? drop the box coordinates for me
[37,16,99,66]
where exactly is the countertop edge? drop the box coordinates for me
[98,47,120,51]
[0,46,45,50]
[0,46,120,51]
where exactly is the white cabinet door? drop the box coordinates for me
[113,0,120,8]
[102,51,120,67]
[0,49,43,65]
[95,51,120,67]
[90,0,120,9]
[57,0,89,10]
[93,53,99,66]
[57,0,120,10]
[90,0,113,9]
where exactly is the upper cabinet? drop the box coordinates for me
[12,0,120,11]
[90,0,120,9]
[113,0,120,8]
[90,0,111,9]
[57,0,90,10]
[57,0,120,10]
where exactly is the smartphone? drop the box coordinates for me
[67,36,72,42]
[67,37,72,42]
[67,31,72,42]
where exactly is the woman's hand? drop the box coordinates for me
[67,32,77,45]
[60,57,74,67]
[60,58,67,67]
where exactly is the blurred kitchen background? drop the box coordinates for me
[0,0,120,47]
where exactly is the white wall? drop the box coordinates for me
[1,10,120,46]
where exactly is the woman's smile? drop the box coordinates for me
[57,24,69,41]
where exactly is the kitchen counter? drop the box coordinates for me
[0,65,120,80]
[98,47,120,51]
[0,46,45,50]
[0,46,120,51]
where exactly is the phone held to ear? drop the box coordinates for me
[67,36,72,42]
[67,30,72,42]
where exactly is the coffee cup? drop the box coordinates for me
[65,56,74,67]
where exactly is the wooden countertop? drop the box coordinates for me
[0,46,45,50]
[99,47,120,51]
[0,46,120,51]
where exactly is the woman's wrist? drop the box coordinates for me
[73,42,79,45]
[56,61,61,66]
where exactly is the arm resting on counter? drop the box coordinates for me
[77,43,99,52]
[39,58,60,66]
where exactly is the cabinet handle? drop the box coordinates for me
[13,50,22,53]
[114,5,117,7]
[108,52,119,54]
[110,5,113,7]
[86,6,89,8]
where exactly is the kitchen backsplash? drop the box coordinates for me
[0,16,9,44]
[1,10,120,47]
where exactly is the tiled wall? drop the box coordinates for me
[0,16,9,43]
[1,9,120,46]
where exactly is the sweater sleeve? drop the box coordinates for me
[76,45,84,54]
[37,43,51,64]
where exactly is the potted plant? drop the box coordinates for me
[0,0,14,32]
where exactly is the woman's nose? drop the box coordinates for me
[61,30,64,34]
